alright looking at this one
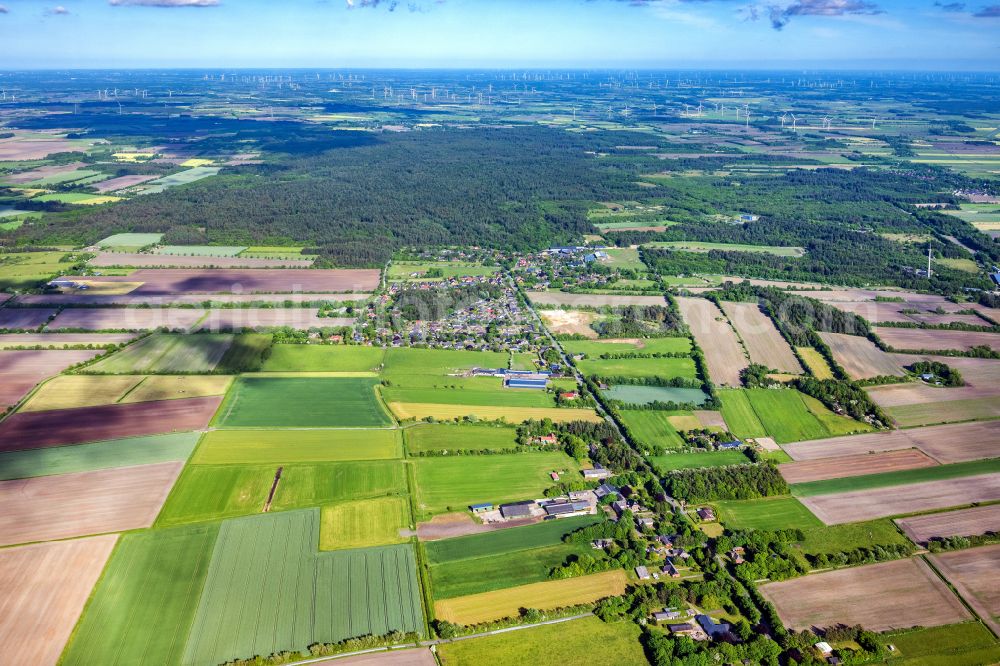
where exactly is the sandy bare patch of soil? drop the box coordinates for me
[721,301,803,373]
[416,512,541,541]
[47,307,206,331]
[896,505,1000,544]
[0,534,118,666]
[0,462,183,546]
[760,557,970,631]
[819,332,905,379]
[676,297,746,387]
[874,327,1000,353]
[930,545,1000,635]
[694,410,728,429]
[540,309,599,338]
[527,291,665,307]
[782,421,1000,464]
[779,448,938,484]
[800,473,1000,525]
[89,252,314,268]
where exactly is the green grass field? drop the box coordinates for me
[261,344,385,372]
[143,166,220,193]
[154,245,246,256]
[575,356,697,380]
[60,522,220,666]
[718,390,768,439]
[745,389,831,443]
[604,385,708,406]
[642,240,805,257]
[192,429,402,464]
[383,347,511,377]
[97,232,163,247]
[405,423,518,453]
[319,496,411,550]
[436,615,647,666]
[796,347,835,380]
[796,519,910,555]
[792,458,1000,497]
[215,377,391,427]
[619,410,686,449]
[387,261,500,281]
[87,334,234,373]
[413,452,581,515]
[182,510,424,666]
[0,432,199,480]
[0,250,76,290]
[426,515,601,564]
[562,338,691,356]
[216,333,272,373]
[716,495,823,530]
[158,461,407,526]
[649,450,751,472]
[877,622,1000,666]
[382,386,557,408]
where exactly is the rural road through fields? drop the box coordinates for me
[281,613,595,666]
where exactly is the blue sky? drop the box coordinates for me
[0,0,998,69]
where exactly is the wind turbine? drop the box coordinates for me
[744,108,751,128]
[117,100,123,115]
[791,113,798,129]
[871,117,878,129]
[780,113,788,128]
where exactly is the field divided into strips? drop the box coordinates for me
[721,301,803,374]
[20,374,232,412]
[619,409,687,449]
[435,614,648,666]
[896,505,1000,544]
[426,516,601,599]
[760,557,970,632]
[389,402,600,423]
[0,432,199,480]
[819,332,905,380]
[319,497,411,550]
[676,296,746,387]
[434,569,628,625]
[413,452,582,515]
[86,334,234,373]
[0,535,118,666]
[405,423,517,453]
[182,510,423,666]
[60,523,219,666]
[262,344,386,372]
[717,390,768,439]
[192,429,402,464]
[216,377,391,427]
[157,461,407,526]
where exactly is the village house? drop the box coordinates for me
[591,538,613,550]
[696,507,716,521]
[662,561,680,578]
[635,565,651,580]
[582,465,612,481]
[696,615,731,640]
[729,546,746,564]
[653,610,682,623]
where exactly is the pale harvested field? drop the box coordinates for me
[721,301,803,373]
[0,462,184,546]
[389,402,602,423]
[931,545,1000,634]
[875,327,1000,353]
[694,410,728,429]
[0,535,118,666]
[0,136,81,160]
[540,309,599,338]
[779,449,939,484]
[818,332,905,379]
[120,375,232,403]
[527,291,665,307]
[4,161,87,184]
[16,292,369,306]
[434,570,628,625]
[830,301,990,327]
[0,349,102,408]
[0,333,136,348]
[47,308,206,331]
[760,557,970,631]
[800,473,1000,525]
[829,300,917,323]
[676,297,746,387]
[20,375,143,412]
[195,308,339,331]
[0,307,58,330]
[807,289,946,304]
[783,421,1000,464]
[896,505,1000,544]
[91,174,158,192]
[89,252,313,268]
[885,398,1000,428]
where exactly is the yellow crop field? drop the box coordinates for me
[180,158,215,167]
[74,195,122,206]
[72,281,144,295]
[434,570,628,625]
[120,375,233,403]
[113,152,155,162]
[666,414,701,431]
[319,496,411,550]
[21,375,143,412]
[388,402,602,424]
[796,347,835,380]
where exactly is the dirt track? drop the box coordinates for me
[0,396,221,452]
[760,557,970,631]
[896,504,1000,544]
[0,534,117,666]
[800,473,1000,525]
[779,448,938,484]
[0,462,182,545]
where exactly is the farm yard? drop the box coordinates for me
[675,296,746,386]
[0,535,118,666]
[760,557,970,631]
[896,504,1000,544]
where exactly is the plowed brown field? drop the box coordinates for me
[779,448,938,484]
[676,297,746,387]
[896,504,1000,544]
